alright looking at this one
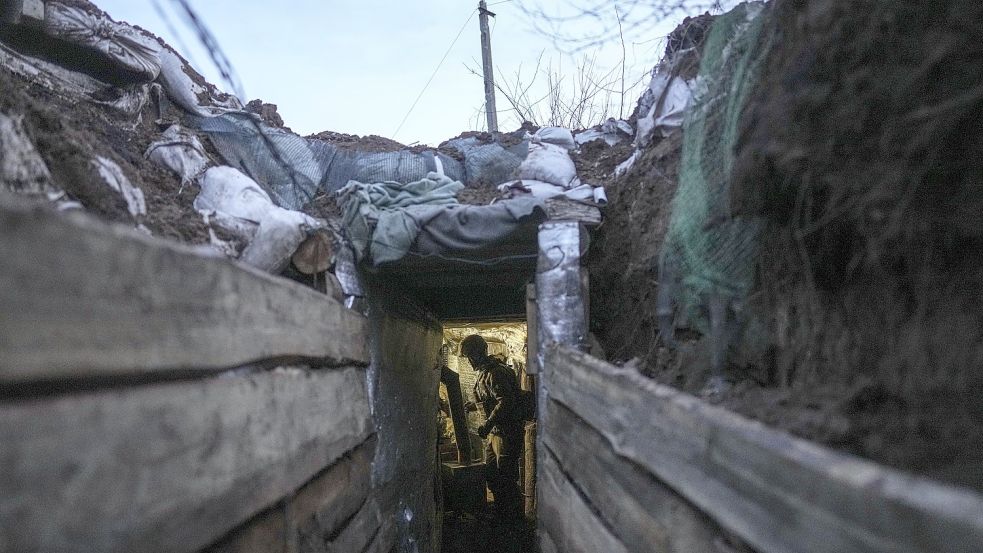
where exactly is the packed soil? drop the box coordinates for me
[0,61,213,243]
[587,0,983,493]
[307,130,407,153]
[441,514,536,553]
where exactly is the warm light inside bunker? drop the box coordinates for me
[437,322,536,520]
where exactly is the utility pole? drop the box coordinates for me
[478,0,498,132]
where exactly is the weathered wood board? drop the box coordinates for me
[538,446,630,553]
[543,400,721,553]
[544,197,602,226]
[204,437,376,553]
[289,437,375,550]
[544,346,983,553]
[0,366,373,553]
[0,200,369,383]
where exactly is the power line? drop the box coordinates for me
[392,8,477,140]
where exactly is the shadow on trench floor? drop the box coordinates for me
[441,513,537,553]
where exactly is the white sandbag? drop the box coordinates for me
[43,2,162,81]
[145,124,211,186]
[497,180,594,201]
[575,118,634,146]
[0,112,55,196]
[516,141,579,188]
[194,166,322,273]
[635,74,691,147]
[158,47,242,117]
[615,150,639,177]
[93,156,145,218]
[531,126,576,150]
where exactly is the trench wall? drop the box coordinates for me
[0,199,437,553]
[363,278,444,553]
[535,222,983,553]
[536,345,983,553]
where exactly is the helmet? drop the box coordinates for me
[460,334,487,359]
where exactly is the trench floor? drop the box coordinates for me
[441,513,536,553]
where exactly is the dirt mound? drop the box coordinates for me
[245,99,287,129]
[0,63,212,243]
[587,2,983,491]
[726,0,983,489]
[307,130,406,153]
[588,132,682,363]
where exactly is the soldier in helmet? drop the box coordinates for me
[461,334,523,523]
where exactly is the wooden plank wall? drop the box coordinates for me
[0,201,389,553]
[538,345,983,553]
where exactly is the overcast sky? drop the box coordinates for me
[96,0,683,146]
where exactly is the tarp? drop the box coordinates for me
[338,172,545,266]
[194,113,465,210]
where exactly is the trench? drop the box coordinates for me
[362,220,571,553]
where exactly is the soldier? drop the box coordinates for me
[461,334,523,523]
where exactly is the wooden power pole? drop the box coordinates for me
[478,0,498,132]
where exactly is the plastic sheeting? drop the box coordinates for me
[339,172,546,266]
[194,113,465,210]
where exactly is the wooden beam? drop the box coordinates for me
[0,200,369,383]
[0,366,373,553]
[538,445,630,553]
[543,400,721,553]
[289,437,375,549]
[544,346,983,553]
[544,197,602,226]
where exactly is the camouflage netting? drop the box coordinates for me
[659,2,773,367]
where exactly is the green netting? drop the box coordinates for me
[661,2,773,334]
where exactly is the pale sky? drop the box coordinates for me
[97,0,684,146]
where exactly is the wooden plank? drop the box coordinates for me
[544,346,983,553]
[538,445,630,553]
[205,507,287,553]
[289,438,375,552]
[544,197,602,226]
[525,284,539,374]
[542,399,721,553]
[325,496,383,553]
[0,366,373,553]
[363,516,395,553]
[0,200,369,383]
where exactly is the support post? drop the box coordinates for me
[478,0,499,132]
[534,221,588,544]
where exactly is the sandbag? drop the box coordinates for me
[575,119,634,147]
[516,141,579,188]
[497,180,594,201]
[0,112,55,196]
[43,2,162,81]
[158,47,242,117]
[194,166,323,273]
[93,156,145,218]
[145,124,211,186]
[532,126,576,150]
[635,73,692,147]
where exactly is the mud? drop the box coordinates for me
[588,1,983,492]
[0,63,212,243]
